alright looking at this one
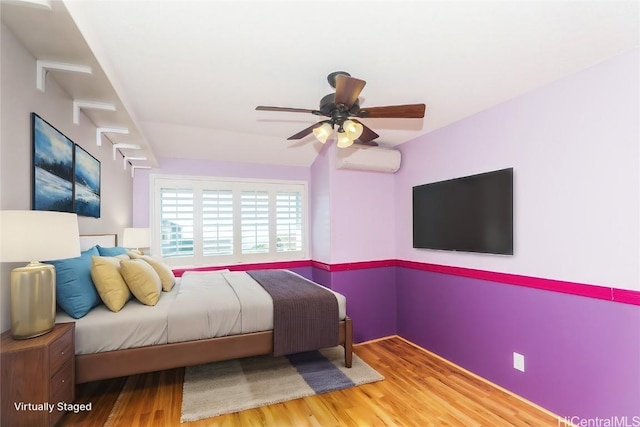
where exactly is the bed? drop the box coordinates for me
[56,234,353,384]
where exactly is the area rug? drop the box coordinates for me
[180,347,384,422]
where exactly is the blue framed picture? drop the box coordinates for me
[31,113,75,212]
[74,144,101,218]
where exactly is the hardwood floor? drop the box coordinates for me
[59,337,559,426]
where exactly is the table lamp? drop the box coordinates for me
[123,227,150,254]
[0,210,80,339]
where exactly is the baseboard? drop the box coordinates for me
[353,335,398,346]
[366,335,571,426]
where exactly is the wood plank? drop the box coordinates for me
[59,337,560,426]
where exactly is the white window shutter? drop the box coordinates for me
[153,177,307,264]
[241,191,269,254]
[276,192,302,252]
[202,190,234,256]
[159,188,194,257]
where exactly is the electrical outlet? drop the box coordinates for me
[513,352,525,372]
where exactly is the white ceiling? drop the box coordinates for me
[3,1,638,167]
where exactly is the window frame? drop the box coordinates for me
[150,174,309,267]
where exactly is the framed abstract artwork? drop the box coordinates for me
[74,144,101,218]
[31,113,75,212]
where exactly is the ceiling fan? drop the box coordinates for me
[256,71,426,148]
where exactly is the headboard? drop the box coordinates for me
[79,234,118,251]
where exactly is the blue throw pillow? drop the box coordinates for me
[97,245,128,257]
[46,246,101,319]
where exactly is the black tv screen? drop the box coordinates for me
[412,168,513,255]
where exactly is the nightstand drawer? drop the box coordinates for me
[1,323,75,427]
[49,325,73,374]
[50,359,73,405]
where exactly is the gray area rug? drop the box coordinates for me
[180,347,384,422]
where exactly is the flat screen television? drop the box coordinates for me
[412,168,513,255]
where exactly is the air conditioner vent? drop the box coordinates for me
[335,146,401,173]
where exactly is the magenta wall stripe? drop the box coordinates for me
[173,260,313,277]
[612,288,640,305]
[394,260,617,303]
[173,258,640,306]
[311,259,397,271]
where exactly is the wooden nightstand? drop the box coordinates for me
[1,322,75,427]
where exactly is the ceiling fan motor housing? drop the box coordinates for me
[327,71,351,88]
[319,93,360,127]
[319,93,336,115]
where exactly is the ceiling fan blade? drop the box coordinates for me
[334,74,366,108]
[357,103,426,119]
[353,120,379,144]
[287,122,323,140]
[256,106,322,115]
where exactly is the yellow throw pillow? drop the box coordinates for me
[127,250,143,259]
[90,256,131,312]
[119,259,162,306]
[140,255,176,292]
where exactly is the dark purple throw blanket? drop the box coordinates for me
[247,270,339,356]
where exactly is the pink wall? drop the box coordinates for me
[135,147,396,265]
[394,48,639,291]
[310,143,396,264]
[328,145,396,263]
[132,49,639,294]
[309,143,332,262]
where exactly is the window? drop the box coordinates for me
[241,191,269,254]
[203,190,233,256]
[159,188,194,257]
[276,192,303,253]
[151,176,307,266]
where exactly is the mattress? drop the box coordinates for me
[57,271,346,355]
[55,278,181,354]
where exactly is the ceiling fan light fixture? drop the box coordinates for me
[336,131,354,148]
[343,119,363,140]
[312,122,333,143]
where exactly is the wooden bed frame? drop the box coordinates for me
[76,318,352,383]
[74,234,353,384]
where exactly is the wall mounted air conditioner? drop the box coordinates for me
[335,146,402,173]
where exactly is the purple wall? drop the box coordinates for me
[312,266,397,343]
[308,48,640,419]
[312,263,640,419]
[396,267,640,419]
[311,267,332,289]
[288,266,313,281]
[388,49,640,420]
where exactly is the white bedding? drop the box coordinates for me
[56,270,346,355]
[56,278,181,354]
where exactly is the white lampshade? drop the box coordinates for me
[0,211,81,262]
[0,210,81,339]
[343,119,363,140]
[123,227,150,249]
[336,131,354,148]
[312,122,333,143]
